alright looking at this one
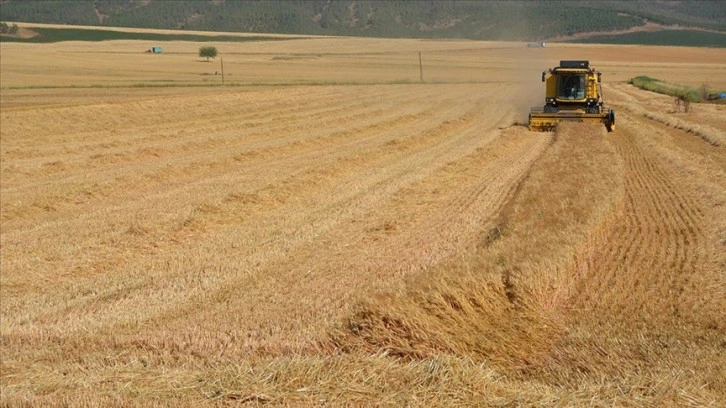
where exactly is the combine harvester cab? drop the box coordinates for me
[529,60,615,132]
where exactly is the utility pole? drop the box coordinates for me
[419,52,423,82]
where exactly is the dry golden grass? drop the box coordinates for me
[1,28,725,406]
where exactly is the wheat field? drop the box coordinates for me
[1,32,725,406]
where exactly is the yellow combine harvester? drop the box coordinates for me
[529,60,615,132]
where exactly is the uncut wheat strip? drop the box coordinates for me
[0,83,506,338]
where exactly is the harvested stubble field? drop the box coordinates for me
[1,31,726,406]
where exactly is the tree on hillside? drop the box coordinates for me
[199,46,218,62]
[1,22,19,34]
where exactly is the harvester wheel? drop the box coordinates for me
[607,110,616,132]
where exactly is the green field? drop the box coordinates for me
[0,27,304,43]
[571,29,726,47]
[3,25,725,48]
[629,75,726,103]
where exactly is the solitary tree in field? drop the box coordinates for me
[199,46,218,62]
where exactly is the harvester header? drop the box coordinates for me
[529,60,615,132]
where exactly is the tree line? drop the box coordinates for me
[1,22,20,35]
[0,0,723,41]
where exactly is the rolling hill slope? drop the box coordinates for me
[1,0,725,42]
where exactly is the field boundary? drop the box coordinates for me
[0,26,309,43]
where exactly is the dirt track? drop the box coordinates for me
[1,37,725,405]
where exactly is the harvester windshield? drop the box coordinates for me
[558,74,586,100]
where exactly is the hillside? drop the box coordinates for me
[1,0,725,41]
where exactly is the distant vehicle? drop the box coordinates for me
[146,46,163,53]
